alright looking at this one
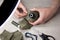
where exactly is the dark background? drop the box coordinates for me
[0,0,18,26]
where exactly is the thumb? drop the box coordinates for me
[29,17,44,25]
[29,10,45,25]
[18,2,27,13]
[30,8,39,11]
[22,6,27,13]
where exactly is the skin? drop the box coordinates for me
[14,2,27,18]
[15,0,60,25]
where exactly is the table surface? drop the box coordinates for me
[0,0,60,40]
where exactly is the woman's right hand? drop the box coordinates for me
[15,2,27,18]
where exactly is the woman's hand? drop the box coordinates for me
[29,0,60,25]
[15,2,27,18]
[29,7,59,25]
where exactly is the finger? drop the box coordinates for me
[14,10,20,18]
[29,11,45,25]
[30,8,38,11]
[15,10,27,18]
[22,6,27,13]
[30,8,47,12]
[17,8,27,16]
[30,8,41,16]
[18,3,27,13]
[29,17,44,25]
[17,8,23,13]
[16,10,23,16]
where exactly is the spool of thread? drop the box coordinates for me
[19,11,39,30]
[19,18,33,30]
[26,11,39,22]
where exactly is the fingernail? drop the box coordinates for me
[17,8,23,13]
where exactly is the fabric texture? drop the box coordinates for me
[0,30,23,40]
